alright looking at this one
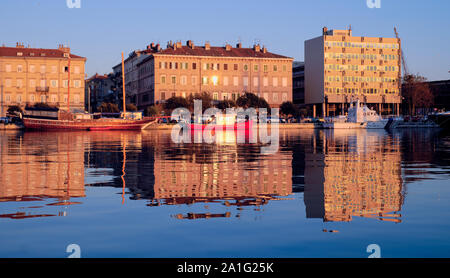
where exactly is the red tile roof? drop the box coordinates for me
[0,46,85,59]
[155,45,292,59]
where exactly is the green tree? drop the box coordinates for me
[98,102,120,113]
[145,105,163,116]
[280,101,298,117]
[236,92,270,110]
[187,92,213,112]
[215,99,236,110]
[164,96,190,111]
[126,103,138,112]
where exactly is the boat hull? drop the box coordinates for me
[23,118,155,131]
[323,120,388,129]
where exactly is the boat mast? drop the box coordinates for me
[121,52,126,117]
[67,52,71,112]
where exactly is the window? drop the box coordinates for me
[63,80,69,88]
[192,76,197,85]
[5,79,12,87]
[243,64,249,71]
[161,92,166,100]
[41,95,46,103]
[233,76,239,86]
[17,95,22,103]
[30,79,36,88]
[213,92,218,100]
[74,66,80,74]
[5,94,11,102]
[254,65,259,72]
[40,79,46,87]
[273,93,278,102]
[51,80,58,88]
[203,63,209,70]
[282,77,287,87]
[74,95,80,103]
[273,77,278,87]
[234,64,238,71]
[283,65,287,72]
[74,80,81,88]
[181,75,187,85]
[264,65,268,72]
[282,93,287,102]
[224,64,228,71]
[29,65,35,73]
[202,77,208,85]
[222,93,228,100]
[243,77,248,87]
[30,94,35,102]
[161,76,166,84]
[17,65,23,72]
[5,64,11,72]
[263,77,268,87]
[273,65,278,72]
[51,65,57,73]
[253,77,259,87]
[192,63,197,70]
[171,76,176,84]
[17,79,23,88]
[40,65,46,73]
[223,76,229,86]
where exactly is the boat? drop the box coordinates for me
[23,51,155,131]
[323,100,388,129]
[188,114,254,132]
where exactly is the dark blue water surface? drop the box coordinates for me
[0,128,449,258]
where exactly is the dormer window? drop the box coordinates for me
[63,53,69,58]
[41,53,46,57]
[30,53,35,56]
[17,52,23,56]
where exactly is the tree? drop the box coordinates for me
[236,92,270,110]
[402,74,434,115]
[187,92,213,112]
[98,102,120,113]
[164,96,190,111]
[145,104,163,116]
[126,103,138,112]
[215,99,236,110]
[280,101,299,117]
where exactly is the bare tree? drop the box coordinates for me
[402,74,434,115]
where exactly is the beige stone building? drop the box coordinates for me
[305,28,402,117]
[135,41,293,109]
[0,43,86,116]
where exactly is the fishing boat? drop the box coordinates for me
[23,52,155,131]
[323,100,388,129]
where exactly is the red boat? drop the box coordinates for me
[23,117,156,131]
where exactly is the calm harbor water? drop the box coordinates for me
[0,128,449,258]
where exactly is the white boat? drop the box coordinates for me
[323,100,388,129]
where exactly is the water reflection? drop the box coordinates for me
[303,129,404,223]
[0,128,449,224]
[0,131,85,219]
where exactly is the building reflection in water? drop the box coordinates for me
[0,131,85,219]
[304,129,404,223]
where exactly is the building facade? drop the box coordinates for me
[85,73,116,112]
[292,61,305,104]
[305,28,402,117]
[0,43,86,116]
[135,40,293,109]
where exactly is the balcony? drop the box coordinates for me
[36,86,49,93]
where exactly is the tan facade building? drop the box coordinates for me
[305,28,402,117]
[0,43,86,116]
[135,41,293,109]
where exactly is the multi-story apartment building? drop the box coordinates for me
[0,43,86,116]
[292,61,305,104]
[135,40,293,109]
[305,27,402,117]
[85,73,116,112]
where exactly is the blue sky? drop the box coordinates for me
[0,0,449,80]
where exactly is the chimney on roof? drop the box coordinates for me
[167,41,173,49]
[187,40,195,49]
[16,42,24,48]
[58,44,70,53]
[176,41,182,49]
[156,44,161,51]
[205,42,211,50]
[225,44,232,51]
[323,26,328,35]
[236,42,242,49]
[262,46,267,53]
[253,44,261,52]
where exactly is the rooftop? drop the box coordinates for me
[0,43,85,59]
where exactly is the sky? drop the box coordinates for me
[0,0,449,80]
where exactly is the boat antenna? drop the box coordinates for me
[121,52,126,118]
[67,51,71,112]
